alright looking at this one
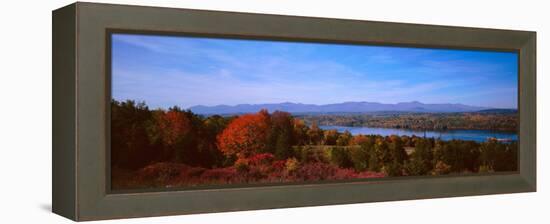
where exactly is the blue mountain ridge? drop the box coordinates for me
[188,101,492,114]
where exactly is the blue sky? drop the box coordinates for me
[112,33,518,109]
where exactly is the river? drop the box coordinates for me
[320,125,518,143]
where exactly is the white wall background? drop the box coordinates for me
[0,0,547,223]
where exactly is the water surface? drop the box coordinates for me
[320,125,517,142]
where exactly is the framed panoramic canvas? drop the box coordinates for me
[52,2,536,221]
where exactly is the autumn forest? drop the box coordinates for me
[111,100,518,190]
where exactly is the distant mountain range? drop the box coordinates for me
[188,101,496,115]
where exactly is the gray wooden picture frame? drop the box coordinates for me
[52,2,536,221]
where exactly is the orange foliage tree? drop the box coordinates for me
[158,110,192,146]
[217,109,271,158]
[148,109,192,162]
[351,135,370,146]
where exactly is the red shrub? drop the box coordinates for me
[139,162,188,180]
[294,162,338,181]
[198,167,239,184]
[131,157,385,188]
[248,153,275,165]
[272,160,286,171]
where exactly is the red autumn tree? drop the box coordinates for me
[351,134,370,146]
[158,110,192,146]
[148,109,193,162]
[217,109,271,158]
